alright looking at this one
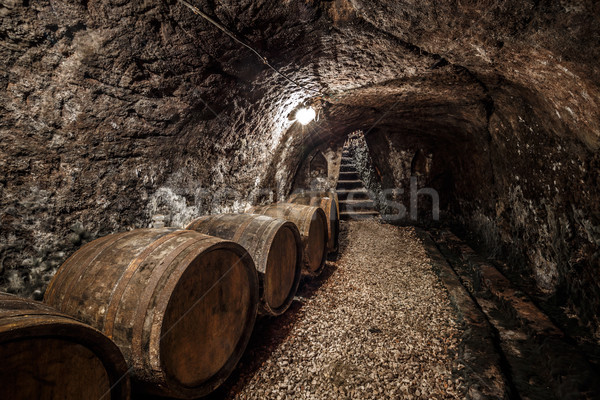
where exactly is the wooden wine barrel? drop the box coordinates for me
[288,191,340,253]
[248,203,328,276]
[0,293,129,400]
[44,228,259,399]
[187,214,302,316]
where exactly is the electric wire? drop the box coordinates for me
[176,0,332,99]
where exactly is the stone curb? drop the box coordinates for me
[417,229,510,400]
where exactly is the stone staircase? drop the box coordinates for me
[336,151,379,220]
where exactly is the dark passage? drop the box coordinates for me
[336,139,380,220]
[0,1,599,399]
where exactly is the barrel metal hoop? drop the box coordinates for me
[132,235,214,373]
[45,233,115,304]
[0,312,88,325]
[258,217,281,272]
[204,214,225,233]
[186,216,211,230]
[58,231,141,313]
[148,238,219,373]
[232,216,256,242]
[103,230,189,338]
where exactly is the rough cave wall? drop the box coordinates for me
[0,0,599,339]
[350,1,600,338]
[0,0,327,298]
[0,0,426,298]
[366,85,599,338]
[290,138,343,194]
[343,132,388,215]
[480,86,600,336]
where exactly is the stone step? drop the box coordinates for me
[339,171,359,180]
[340,210,380,220]
[337,189,371,201]
[336,180,363,190]
[340,164,357,172]
[339,199,377,212]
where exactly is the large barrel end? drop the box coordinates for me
[186,214,302,317]
[328,195,340,254]
[0,294,130,400]
[287,191,340,255]
[158,239,259,399]
[305,207,328,276]
[43,229,259,399]
[261,221,303,316]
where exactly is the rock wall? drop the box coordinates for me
[342,131,388,215]
[290,139,343,194]
[0,0,322,297]
[335,0,599,339]
[0,0,598,340]
[0,0,428,298]
[362,80,599,339]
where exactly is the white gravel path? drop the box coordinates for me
[220,219,466,399]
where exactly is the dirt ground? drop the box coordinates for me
[208,220,466,399]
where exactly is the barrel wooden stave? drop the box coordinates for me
[0,293,130,400]
[288,191,340,253]
[187,213,303,316]
[248,203,328,276]
[264,225,298,310]
[44,228,259,399]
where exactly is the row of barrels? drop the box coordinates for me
[0,191,339,399]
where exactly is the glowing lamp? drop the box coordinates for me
[295,107,316,125]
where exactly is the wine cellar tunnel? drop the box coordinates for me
[1,0,599,399]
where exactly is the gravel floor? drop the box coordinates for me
[213,219,467,399]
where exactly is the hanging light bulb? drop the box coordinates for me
[295,107,316,125]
